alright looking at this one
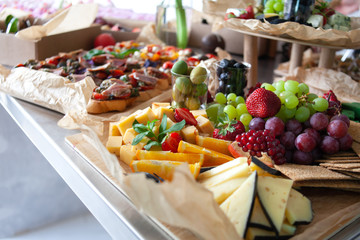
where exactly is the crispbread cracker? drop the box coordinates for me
[323,151,358,158]
[337,171,360,179]
[352,141,360,158]
[348,121,360,143]
[326,167,360,173]
[293,180,360,189]
[315,159,360,163]
[322,156,360,160]
[320,163,360,169]
[274,163,354,181]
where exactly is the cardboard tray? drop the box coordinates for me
[0,25,101,66]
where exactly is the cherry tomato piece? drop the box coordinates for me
[161,132,182,152]
[162,61,174,70]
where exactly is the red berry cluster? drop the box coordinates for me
[236,129,287,165]
[322,90,341,116]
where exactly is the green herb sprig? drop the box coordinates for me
[132,114,185,150]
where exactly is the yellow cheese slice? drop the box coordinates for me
[257,176,293,234]
[285,188,313,225]
[197,157,247,181]
[207,177,247,205]
[220,171,257,238]
[249,197,273,231]
[200,163,251,188]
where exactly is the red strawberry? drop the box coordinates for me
[213,119,245,141]
[246,88,281,118]
[245,5,255,19]
[174,108,197,126]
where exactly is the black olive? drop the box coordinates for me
[229,59,237,67]
[217,80,225,93]
[234,62,246,69]
[216,66,223,78]
[218,59,230,69]
[219,72,229,82]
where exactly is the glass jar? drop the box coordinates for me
[283,0,315,23]
[215,60,251,97]
[171,68,209,110]
[155,0,193,48]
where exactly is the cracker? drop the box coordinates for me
[315,159,360,164]
[326,167,360,173]
[320,163,360,169]
[337,171,360,179]
[352,141,360,158]
[274,164,354,181]
[293,180,360,189]
[322,156,360,160]
[323,151,358,158]
[348,121,360,143]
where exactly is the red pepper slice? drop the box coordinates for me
[174,108,197,126]
[109,69,124,78]
[162,61,174,70]
[92,92,108,100]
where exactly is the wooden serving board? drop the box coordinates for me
[66,132,360,239]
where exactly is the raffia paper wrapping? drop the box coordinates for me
[277,67,360,103]
[0,66,96,114]
[214,18,360,48]
[15,4,98,41]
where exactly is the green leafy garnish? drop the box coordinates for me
[110,48,139,59]
[83,49,106,60]
[216,114,237,136]
[131,114,185,150]
[83,48,140,60]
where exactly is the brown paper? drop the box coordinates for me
[213,18,360,48]
[0,66,96,115]
[122,165,240,240]
[293,202,360,239]
[15,4,98,41]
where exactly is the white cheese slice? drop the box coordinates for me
[207,177,247,204]
[198,157,247,181]
[249,197,274,231]
[220,171,257,238]
[200,163,250,188]
[285,188,313,225]
[257,176,293,234]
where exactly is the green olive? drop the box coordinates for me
[193,82,208,97]
[190,66,207,84]
[175,76,192,94]
[185,96,201,110]
[171,60,188,75]
[172,84,184,102]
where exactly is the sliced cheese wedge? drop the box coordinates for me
[245,226,294,240]
[198,157,248,181]
[220,171,257,238]
[257,176,293,234]
[285,188,313,225]
[200,163,251,188]
[207,177,247,204]
[248,196,274,231]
